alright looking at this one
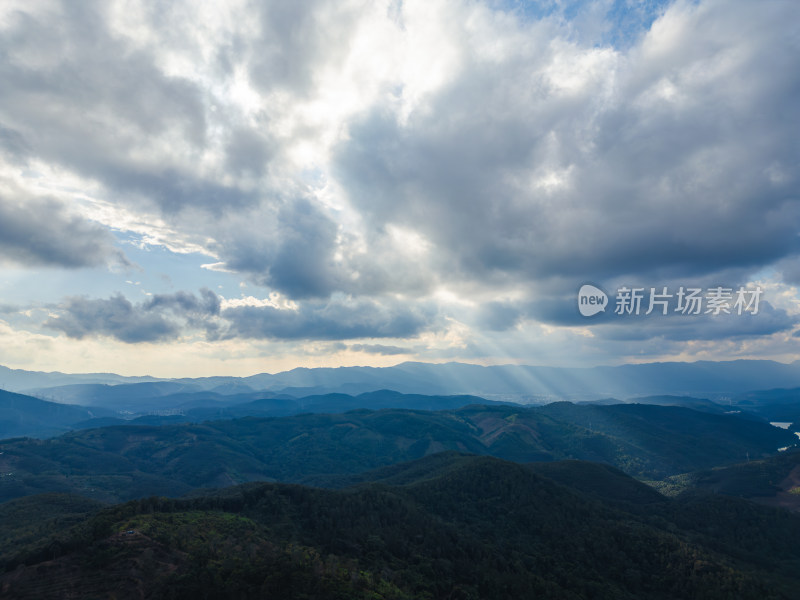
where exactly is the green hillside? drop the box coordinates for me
[2,454,799,599]
[0,389,109,439]
[0,404,794,504]
[657,449,800,511]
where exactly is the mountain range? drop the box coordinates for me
[2,359,800,597]
[6,359,800,401]
[0,402,794,505]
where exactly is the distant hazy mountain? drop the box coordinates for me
[6,359,800,401]
[729,387,800,423]
[622,395,731,413]
[0,388,503,438]
[0,390,112,439]
[233,359,800,399]
[0,365,158,393]
[26,382,205,406]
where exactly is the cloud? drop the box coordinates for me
[0,124,28,162]
[349,343,410,355]
[213,199,438,300]
[776,255,800,287]
[224,127,275,177]
[247,0,363,97]
[145,288,222,337]
[2,0,799,370]
[45,289,221,343]
[45,294,180,343]
[594,300,799,342]
[334,0,800,289]
[145,288,221,317]
[0,1,254,215]
[527,279,799,339]
[222,296,435,341]
[218,198,340,298]
[44,289,434,344]
[0,185,123,268]
[1,0,438,299]
[476,301,523,331]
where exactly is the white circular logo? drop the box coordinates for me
[578,284,608,317]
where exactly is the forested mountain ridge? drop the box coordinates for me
[0,387,503,439]
[0,403,793,504]
[0,389,112,439]
[657,449,800,511]
[2,454,799,599]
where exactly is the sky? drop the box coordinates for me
[0,0,798,377]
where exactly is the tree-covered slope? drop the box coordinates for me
[2,454,800,599]
[657,449,800,511]
[0,404,794,504]
[0,389,110,439]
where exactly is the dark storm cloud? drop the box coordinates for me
[222,297,434,341]
[776,256,800,286]
[45,289,222,343]
[0,192,121,268]
[335,106,538,281]
[264,200,340,298]
[533,291,797,342]
[218,197,340,299]
[334,0,800,289]
[473,277,798,347]
[593,300,798,342]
